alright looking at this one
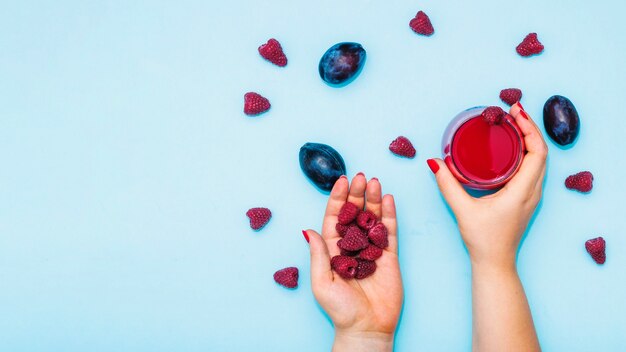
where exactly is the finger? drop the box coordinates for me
[504,103,548,194]
[510,102,548,154]
[427,158,473,214]
[365,178,383,218]
[321,175,349,240]
[381,194,398,254]
[347,173,367,210]
[305,229,334,286]
[511,102,541,131]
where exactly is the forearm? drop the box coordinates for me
[332,331,394,352]
[471,261,540,352]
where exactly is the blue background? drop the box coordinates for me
[1,1,625,351]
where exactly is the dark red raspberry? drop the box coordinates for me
[338,226,369,251]
[346,225,365,237]
[516,33,544,57]
[244,92,271,116]
[409,11,434,36]
[341,224,364,239]
[336,223,350,237]
[246,207,271,230]
[565,171,593,193]
[585,237,606,264]
[355,259,377,279]
[331,255,358,279]
[481,106,506,125]
[499,88,523,106]
[258,38,287,67]
[338,202,360,225]
[389,136,416,158]
[359,244,383,261]
[273,267,299,288]
[340,248,360,257]
[368,222,389,249]
[356,210,378,230]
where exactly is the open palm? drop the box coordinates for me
[305,174,403,338]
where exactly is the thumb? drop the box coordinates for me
[426,158,473,214]
[304,229,333,286]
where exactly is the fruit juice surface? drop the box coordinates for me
[451,116,521,183]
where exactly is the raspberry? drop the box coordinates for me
[338,202,360,225]
[340,248,360,257]
[359,244,383,261]
[258,38,287,67]
[585,237,606,264]
[355,259,377,279]
[331,255,358,279]
[333,207,386,280]
[368,222,389,249]
[500,88,523,106]
[565,171,593,193]
[338,226,369,251]
[273,267,299,288]
[244,92,271,116]
[356,210,378,230]
[481,106,506,125]
[389,136,416,158]
[346,225,365,237]
[409,11,434,36]
[246,207,271,230]
[336,223,350,237]
[516,33,544,57]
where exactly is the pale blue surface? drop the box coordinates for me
[1,1,626,351]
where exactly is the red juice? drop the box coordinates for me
[452,117,520,183]
[442,107,525,190]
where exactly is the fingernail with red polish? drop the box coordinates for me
[339,175,347,179]
[356,172,364,176]
[426,159,440,174]
[371,177,378,181]
[302,230,309,243]
[517,102,525,111]
[519,110,530,120]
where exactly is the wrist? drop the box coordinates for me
[468,249,517,273]
[333,329,394,352]
[470,256,517,276]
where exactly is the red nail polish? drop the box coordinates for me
[517,102,525,111]
[426,159,440,174]
[519,110,530,120]
[371,177,378,181]
[356,172,364,176]
[301,230,309,243]
[339,175,347,179]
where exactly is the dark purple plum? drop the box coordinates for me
[319,42,366,86]
[543,95,580,146]
[299,143,346,192]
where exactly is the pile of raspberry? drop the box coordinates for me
[330,202,388,280]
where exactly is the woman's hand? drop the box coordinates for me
[427,102,545,351]
[304,174,403,352]
[428,103,548,270]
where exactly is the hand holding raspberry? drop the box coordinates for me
[303,174,403,352]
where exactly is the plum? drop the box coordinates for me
[319,42,366,86]
[543,95,580,146]
[299,143,346,192]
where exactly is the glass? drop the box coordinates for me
[442,106,525,190]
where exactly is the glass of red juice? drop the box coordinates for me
[442,107,526,190]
